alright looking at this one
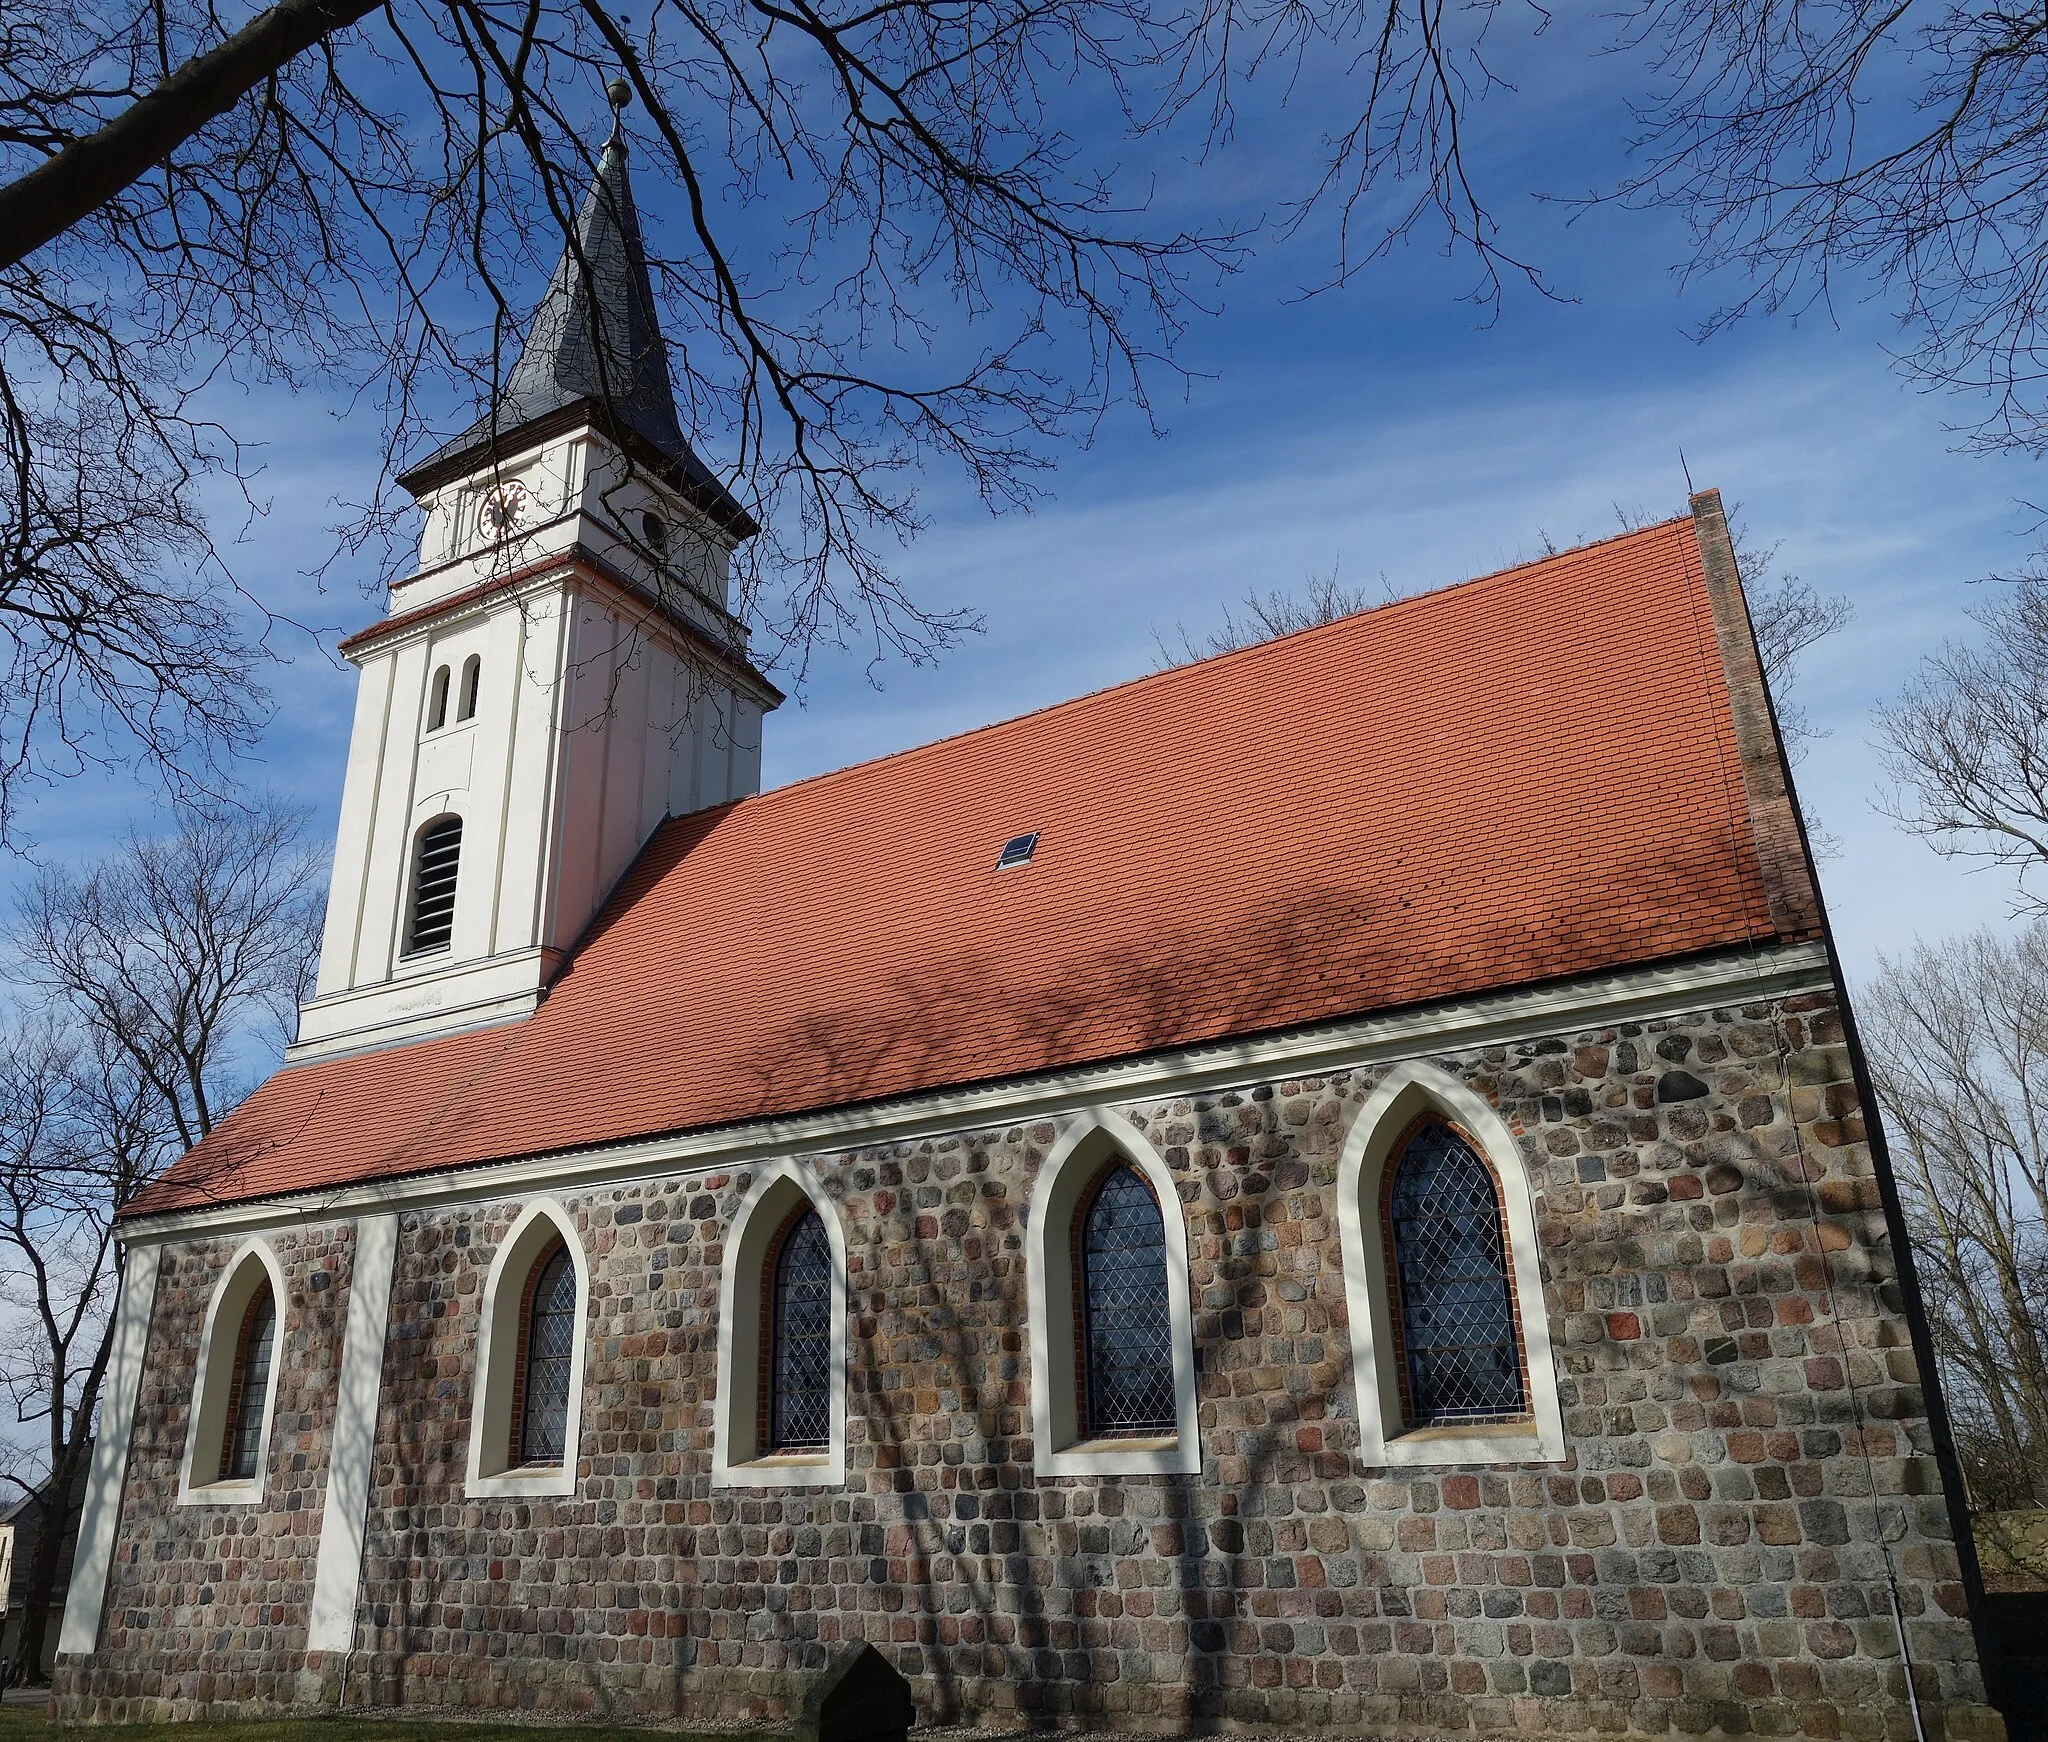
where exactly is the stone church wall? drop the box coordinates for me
[54,989,2004,1742]
[70,1218,360,1710]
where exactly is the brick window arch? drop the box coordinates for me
[511,1239,576,1466]
[1072,1164,1176,1438]
[761,1207,832,1453]
[466,1198,588,1497]
[218,1281,278,1481]
[1336,1061,1566,1466]
[1026,1109,1200,1478]
[1381,1117,1528,1427]
[713,1159,847,1489]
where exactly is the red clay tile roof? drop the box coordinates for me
[128,509,1812,1219]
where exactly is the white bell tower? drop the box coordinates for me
[292,101,781,1062]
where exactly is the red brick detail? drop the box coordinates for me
[1687,489,1824,943]
[505,1236,565,1469]
[756,1203,813,1456]
[215,1281,274,1481]
[1066,1159,1162,1441]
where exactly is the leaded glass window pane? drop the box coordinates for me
[224,1287,275,1481]
[518,1246,577,1465]
[769,1211,833,1451]
[1388,1123,1526,1424]
[1080,1166,1177,1436]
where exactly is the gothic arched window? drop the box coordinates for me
[457,654,481,722]
[219,1280,277,1482]
[426,664,451,732]
[764,1209,832,1452]
[405,815,462,954]
[514,1243,576,1466]
[1076,1165,1176,1437]
[1384,1121,1527,1426]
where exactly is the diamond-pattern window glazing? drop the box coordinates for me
[1080,1165,1177,1436]
[518,1245,577,1465]
[1388,1122,1526,1424]
[769,1210,833,1451]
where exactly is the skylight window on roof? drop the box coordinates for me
[996,832,1039,870]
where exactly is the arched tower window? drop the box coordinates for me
[219,1281,277,1481]
[457,654,481,722]
[1383,1120,1527,1426]
[514,1242,576,1466]
[1075,1164,1176,1437]
[426,664,451,732]
[405,816,462,955]
[764,1209,832,1453]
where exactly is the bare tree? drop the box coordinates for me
[1617,5,2048,459]
[1860,925,2048,1551]
[12,797,324,1149]
[1875,585,2048,913]
[1152,564,1379,667]
[0,0,1273,834]
[0,795,322,1683]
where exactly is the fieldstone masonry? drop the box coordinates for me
[54,989,2003,1742]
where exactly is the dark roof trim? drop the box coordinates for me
[395,399,761,540]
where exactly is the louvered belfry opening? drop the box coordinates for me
[219,1283,276,1482]
[406,817,463,954]
[1077,1164,1177,1437]
[1384,1120,1528,1426]
[765,1208,832,1452]
[515,1244,577,1466]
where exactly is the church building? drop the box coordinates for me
[50,123,2005,1742]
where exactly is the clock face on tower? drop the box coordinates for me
[477,480,530,541]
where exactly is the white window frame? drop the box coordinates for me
[1337,1060,1566,1466]
[465,1196,589,1499]
[1026,1108,1201,1479]
[178,1236,288,1505]
[713,1158,848,1489]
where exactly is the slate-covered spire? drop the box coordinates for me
[402,84,749,530]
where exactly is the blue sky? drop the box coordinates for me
[16,18,2044,1006]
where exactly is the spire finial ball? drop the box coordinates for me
[607,76,632,112]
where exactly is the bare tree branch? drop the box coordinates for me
[1862,924,2048,1523]
[0,796,321,1683]
[1876,583,2048,911]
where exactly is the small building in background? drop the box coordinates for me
[3,1454,89,1680]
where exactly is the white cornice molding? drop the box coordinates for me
[119,940,1833,1245]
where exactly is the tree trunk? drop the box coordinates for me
[9,1428,89,1687]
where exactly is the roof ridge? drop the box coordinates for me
[740,512,1696,812]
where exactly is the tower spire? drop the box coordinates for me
[399,86,748,531]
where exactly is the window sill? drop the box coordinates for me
[465,1463,577,1499]
[1038,1432,1200,1480]
[177,1477,264,1507]
[713,1451,845,1490]
[1375,1420,1559,1467]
